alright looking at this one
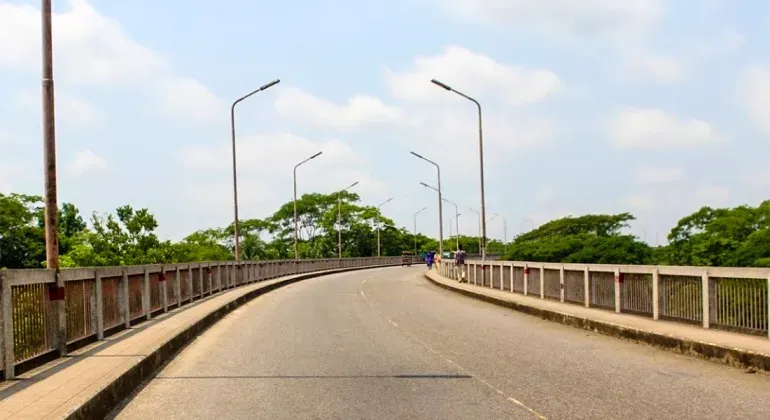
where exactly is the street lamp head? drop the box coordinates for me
[410,151,424,159]
[348,181,359,189]
[309,151,323,159]
[419,206,427,212]
[419,182,430,188]
[431,79,452,91]
[259,79,281,91]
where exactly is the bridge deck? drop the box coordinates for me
[114,267,768,419]
[1,267,768,419]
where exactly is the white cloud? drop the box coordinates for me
[634,166,683,185]
[535,185,555,202]
[440,0,665,37]
[385,45,561,106]
[180,132,388,214]
[624,193,658,212]
[67,149,106,175]
[0,0,166,84]
[15,90,97,126]
[609,107,717,149]
[694,185,730,207]
[274,87,404,130]
[621,50,684,84]
[737,66,770,135]
[158,77,224,122]
[0,0,219,123]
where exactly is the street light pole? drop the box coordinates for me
[450,213,462,249]
[376,197,394,257]
[230,79,280,262]
[413,207,427,255]
[445,199,460,251]
[466,207,482,255]
[293,151,322,260]
[431,79,486,261]
[411,152,444,257]
[338,181,359,258]
[420,182,460,252]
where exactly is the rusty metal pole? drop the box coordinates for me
[42,0,66,356]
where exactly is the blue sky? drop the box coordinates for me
[1,0,768,245]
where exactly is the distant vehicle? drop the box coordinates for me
[401,251,414,267]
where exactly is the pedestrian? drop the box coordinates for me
[426,250,435,270]
[455,244,467,282]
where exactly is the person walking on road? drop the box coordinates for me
[455,244,467,282]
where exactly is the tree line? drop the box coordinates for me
[2,191,768,268]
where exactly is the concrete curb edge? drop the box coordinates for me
[67,264,399,419]
[423,271,770,373]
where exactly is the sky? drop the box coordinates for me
[1,0,769,246]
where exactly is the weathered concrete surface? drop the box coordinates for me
[113,267,769,420]
[425,269,770,373]
[0,264,396,420]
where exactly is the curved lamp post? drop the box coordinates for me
[337,181,359,258]
[230,79,280,261]
[413,206,428,255]
[293,151,322,260]
[376,197,394,257]
[410,152,443,257]
[431,79,486,261]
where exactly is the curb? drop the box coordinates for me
[67,264,398,420]
[423,271,770,373]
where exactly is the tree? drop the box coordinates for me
[0,193,45,268]
[503,213,652,264]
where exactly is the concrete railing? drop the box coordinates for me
[0,257,405,379]
[440,260,769,339]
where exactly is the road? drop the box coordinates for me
[112,267,769,419]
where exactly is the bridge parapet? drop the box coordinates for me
[439,259,769,339]
[0,257,404,379]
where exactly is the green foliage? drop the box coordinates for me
[504,213,652,265]
[3,189,770,269]
[665,201,770,267]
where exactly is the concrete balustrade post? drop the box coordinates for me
[161,266,169,313]
[187,266,193,303]
[95,270,104,339]
[174,267,181,308]
[207,263,213,295]
[509,263,514,292]
[216,263,221,291]
[198,264,204,298]
[1,270,15,379]
[652,268,659,320]
[500,262,504,290]
[767,276,770,338]
[614,267,621,314]
[540,266,545,299]
[143,267,151,320]
[523,264,529,296]
[121,270,130,328]
[559,266,565,303]
[584,267,590,308]
[473,262,477,285]
[702,271,710,329]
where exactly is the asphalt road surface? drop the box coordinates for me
[112,267,770,419]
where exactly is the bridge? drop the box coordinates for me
[0,258,768,419]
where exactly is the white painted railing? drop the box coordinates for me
[440,260,770,339]
[0,257,405,380]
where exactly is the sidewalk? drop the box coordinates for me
[0,265,387,420]
[425,269,770,373]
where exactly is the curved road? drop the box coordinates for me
[112,267,769,419]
